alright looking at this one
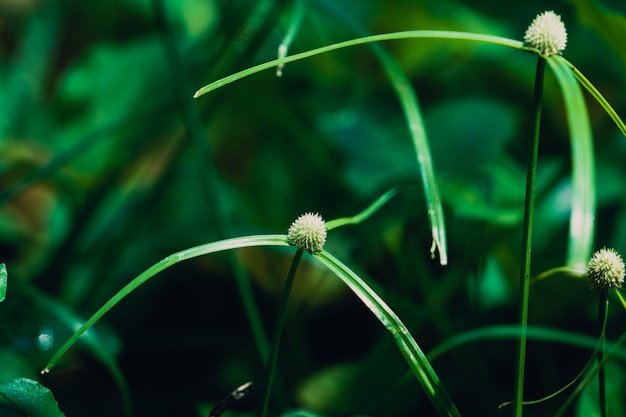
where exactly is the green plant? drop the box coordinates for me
[2,2,626,417]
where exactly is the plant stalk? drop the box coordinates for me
[260,248,304,417]
[598,289,608,417]
[514,56,545,417]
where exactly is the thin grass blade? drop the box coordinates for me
[547,56,596,271]
[314,250,461,417]
[561,59,626,136]
[0,263,6,303]
[326,187,398,230]
[193,31,524,98]
[43,235,289,373]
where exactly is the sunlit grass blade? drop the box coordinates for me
[314,250,461,417]
[42,235,290,373]
[546,56,596,271]
[193,31,524,98]
[561,58,626,136]
[326,187,398,230]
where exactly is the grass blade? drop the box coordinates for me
[547,56,596,271]
[562,58,626,136]
[326,187,398,230]
[193,31,524,98]
[42,235,289,373]
[0,263,6,303]
[427,325,626,362]
[314,250,461,417]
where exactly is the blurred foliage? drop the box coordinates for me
[1,0,625,416]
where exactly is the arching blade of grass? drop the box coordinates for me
[42,235,290,373]
[427,325,626,363]
[326,187,398,231]
[561,58,626,136]
[193,31,524,98]
[547,56,596,271]
[314,250,461,417]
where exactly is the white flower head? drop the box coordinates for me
[524,11,567,56]
[586,247,625,291]
[287,212,327,254]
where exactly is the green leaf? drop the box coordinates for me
[546,56,596,271]
[0,264,6,303]
[0,378,65,417]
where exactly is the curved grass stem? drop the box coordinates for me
[514,56,545,417]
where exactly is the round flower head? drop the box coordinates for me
[586,247,625,291]
[287,212,327,254]
[524,11,567,56]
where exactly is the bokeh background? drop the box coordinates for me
[1,0,625,416]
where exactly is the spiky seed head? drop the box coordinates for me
[586,247,625,291]
[287,212,327,254]
[524,11,567,56]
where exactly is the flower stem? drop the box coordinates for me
[514,55,545,417]
[598,289,608,417]
[260,248,304,417]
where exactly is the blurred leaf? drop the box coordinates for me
[0,378,65,417]
[576,361,626,417]
[568,0,626,67]
[0,264,6,302]
[296,363,356,412]
[0,351,36,383]
[426,97,520,175]
[281,410,327,417]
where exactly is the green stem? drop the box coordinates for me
[260,248,304,417]
[598,290,608,417]
[514,56,545,417]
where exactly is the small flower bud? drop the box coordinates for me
[586,248,625,291]
[287,212,327,254]
[524,11,567,56]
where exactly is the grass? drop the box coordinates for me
[1,2,626,417]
